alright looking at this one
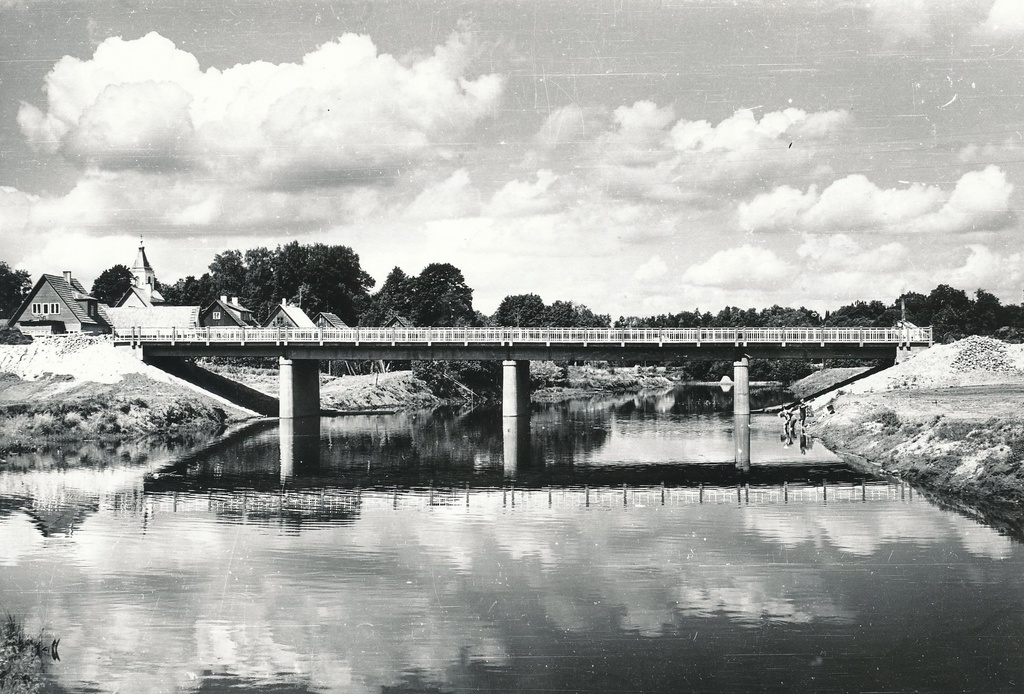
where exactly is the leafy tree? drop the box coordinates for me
[162,273,216,306]
[91,264,134,306]
[0,261,31,316]
[209,250,247,296]
[971,289,1002,335]
[301,244,375,324]
[413,263,475,326]
[495,293,547,327]
[361,267,416,326]
[242,247,276,321]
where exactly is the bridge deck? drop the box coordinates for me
[116,326,932,361]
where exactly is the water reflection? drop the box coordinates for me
[501,416,531,478]
[3,386,1024,694]
[734,413,750,470]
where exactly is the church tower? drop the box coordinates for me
[132,238,157,299]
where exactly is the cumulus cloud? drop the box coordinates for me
[943,244,1023,292]
[740,166,1014,235]
[19,31,503,186]
[979,0,1024,36]
[484,169,560,217]
[633,256,668,283]
[681,245,792,289]
[405,169,481,220]
[584,104,850,202]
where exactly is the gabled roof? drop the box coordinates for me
[314,311,348,328]
[383,314,414,328]
[115,285,166,308]
[263,303,317,328]
[8,274,105,328]
[105,306,200,329]
[202,298,256,326]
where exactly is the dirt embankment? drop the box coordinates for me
[0,335,249,454]
[200,363,441,412]
[807,336,1024,518]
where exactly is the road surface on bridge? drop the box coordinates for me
[115,325,933,361]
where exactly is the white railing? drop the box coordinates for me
[113,325,933,345]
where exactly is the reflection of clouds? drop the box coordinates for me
[6,489,1023,693]
[0,514,44,565]
[675,577,849,625]
[742,504,1015,559]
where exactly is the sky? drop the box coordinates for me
[0,0,1022,318]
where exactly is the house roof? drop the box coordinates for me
[383,314,414,328]
[314,311,348,328]
[264,303,317,328]
[203,298,256,326]
[114,285,166,308]
[105,306,200,329]
[8,274,105,328]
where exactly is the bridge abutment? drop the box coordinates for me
[502,360,530,418]
[733,356,750,416]
[279,357,320,419]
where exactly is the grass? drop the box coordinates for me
[0,614,47,694]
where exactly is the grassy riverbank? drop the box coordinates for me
[807,337,1024,525]
[0,614,48,694]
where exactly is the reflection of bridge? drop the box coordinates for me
[131,481,919,523]
[115,326,932,419]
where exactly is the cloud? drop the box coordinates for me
[484,169,560,217]
[979,0,1024,36]
[680,245,792,289]
[796,234,910,273]
[405,169,481,220]
[633,256,668,283]
[18,31,503,186]
[585,104,850,202]
[943,244,1023,292]
[740,166,1014,235]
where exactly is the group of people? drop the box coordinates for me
[778,400,809,435]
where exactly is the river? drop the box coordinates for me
[1,386,1023,693]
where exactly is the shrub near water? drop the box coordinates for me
[0,614,46,694]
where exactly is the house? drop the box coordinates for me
[313,311,348,329]
[200,295,258,327]
[262,299,316,329]
[382,314,414,328]
[7,271,109,335]
[115,239,166,308]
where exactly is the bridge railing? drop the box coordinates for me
[113,325,933,345]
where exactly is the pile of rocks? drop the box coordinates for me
[949,336,1018,374]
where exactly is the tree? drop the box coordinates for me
[412,263,475,326]
[91,264,134,306]
[0,261,31,316]
[495,293,547,327]
[301,244,375,324]
[209,250,247,296]
[361,267,415,326]
[161,273,216,306]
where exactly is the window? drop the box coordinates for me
[31,303,60,315]
[213,311,221,320]
[51,303,60,314]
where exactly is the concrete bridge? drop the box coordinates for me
[115,325,932,419]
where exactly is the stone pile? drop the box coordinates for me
[949,336,1018,373]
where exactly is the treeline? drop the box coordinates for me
[614,285,1024,345]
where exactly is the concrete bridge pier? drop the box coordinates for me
[502,417,532,478]
[734,414,751,471]
[502,360,531,418]
[279,357,321,419]
[733,355,750,416]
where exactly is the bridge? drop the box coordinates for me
[115,325,932,420]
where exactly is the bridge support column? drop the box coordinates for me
[734,414,751,471]
[733,356,750,416]
[502,360,530,418]
[279,357,320,419]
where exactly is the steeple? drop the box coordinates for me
[132,237,156,296]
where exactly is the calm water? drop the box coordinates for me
[2,386,1023,693]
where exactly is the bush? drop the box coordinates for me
[0,327,32,345]
[874,408,902,433]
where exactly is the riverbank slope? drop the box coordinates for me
[0,336,254,454]
[807,336,1024,515]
